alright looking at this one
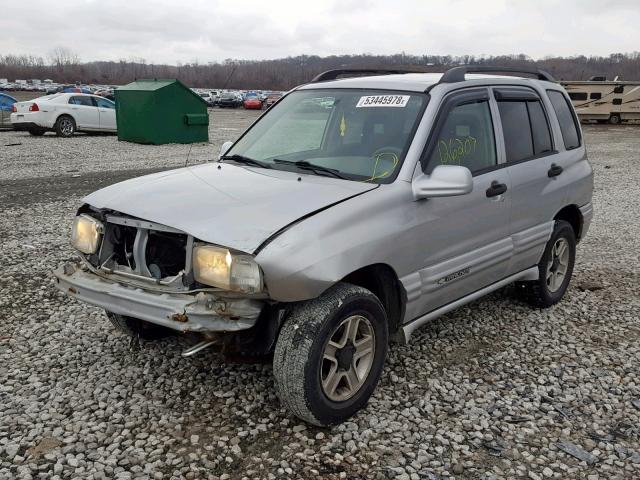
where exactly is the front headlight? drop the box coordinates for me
[193,245,262,293]
[71,214,103,254]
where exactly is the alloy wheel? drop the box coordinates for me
[60,118,74,135]
[546,237,570,292]
[321,315,375,402]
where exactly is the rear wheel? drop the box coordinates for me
[55,115,76,137]
[516,220,576,308]
[105,311,173,340]
[608,114,622,125]
[273,283,388,426]
[28,127,46,136]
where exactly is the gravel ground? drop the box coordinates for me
[0,116,639,480]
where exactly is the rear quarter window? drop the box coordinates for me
[547,90,581,150]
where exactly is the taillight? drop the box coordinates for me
[29,103,39,112]
[11,104,17,112]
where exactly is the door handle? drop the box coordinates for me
[548,163,563,178]
[486,181,507,198]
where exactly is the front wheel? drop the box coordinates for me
[105,311,173,340]
[273,283,388,426]
[516,220,576,308]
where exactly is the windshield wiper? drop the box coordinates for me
[272,159,349,179]
[220,154,271,169]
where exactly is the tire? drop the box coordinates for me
[105,311,173,340]
[28,127,45,136]
[273,283,388,426]
[608,114,621,125]
[516,220,576,308]
[55,115,76,137]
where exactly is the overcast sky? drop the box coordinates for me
[2,0,639,64]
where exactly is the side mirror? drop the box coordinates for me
[218,141,233,160]
[412,165,473,200]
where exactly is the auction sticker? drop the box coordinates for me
[356,95,410,108]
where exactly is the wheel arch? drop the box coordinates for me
[56,112,76,123]
[340,263,406,334]
[554,204,583,242]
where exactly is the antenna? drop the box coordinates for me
[185,143,194,167]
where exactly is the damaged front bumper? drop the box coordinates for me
[53,262,264,333]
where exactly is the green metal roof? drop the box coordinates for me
[116,79,176,91]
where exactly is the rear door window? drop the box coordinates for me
[497,101,533,162]
[95,97,115,109]
[69,96,95,107]
[527,101,553,155]
[547,90,581,150]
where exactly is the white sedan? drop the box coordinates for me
[10,93,116,137]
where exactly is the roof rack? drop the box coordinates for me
[310,69,423,83]
[439,65,556,83]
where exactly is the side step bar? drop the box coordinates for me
[398,266,539,343]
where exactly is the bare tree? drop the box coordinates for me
[48,47,80,68]
[1,51,640,88]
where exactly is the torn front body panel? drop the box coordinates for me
[54,262,264,333]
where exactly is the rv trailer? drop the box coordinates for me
[561,77,640,124]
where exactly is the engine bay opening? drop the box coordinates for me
[145,231,188,278]
[106,223,138,271]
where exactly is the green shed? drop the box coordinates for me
[115,79,209,145]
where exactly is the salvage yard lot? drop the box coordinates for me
[0,111,639,479]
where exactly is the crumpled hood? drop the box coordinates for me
[84,163,376,253]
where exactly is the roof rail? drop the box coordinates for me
[310,68,423,83]
[439,65,556,83]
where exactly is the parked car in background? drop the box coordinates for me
[0,92,17,128]
[243,96,263,110]
[208,90,221,106]
[196,91,214,106]
[219,92,242,108]
[265,92,283,107]
[11,93,116,137]
[62,85,92,94]
[95,89,116,101]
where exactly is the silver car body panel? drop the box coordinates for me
[83,162,376,254]
[71,73,593,340]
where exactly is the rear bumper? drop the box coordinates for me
[579,202,594,240]
[12,122,42,131]
[53,262,264,333]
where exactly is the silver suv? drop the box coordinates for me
[54,66,594,426]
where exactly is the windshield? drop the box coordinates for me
[226,89,427,183]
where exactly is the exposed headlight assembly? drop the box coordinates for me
[71,214,104,254]
[193,245,262,293]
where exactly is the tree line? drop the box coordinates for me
[2,51,640,89]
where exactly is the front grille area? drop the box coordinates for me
[106,224,138,271]
[97,215,191,281]
[145,231,188,278]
